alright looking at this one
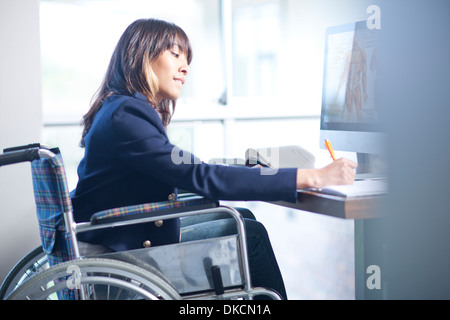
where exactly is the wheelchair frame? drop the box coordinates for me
[0,144,282,300]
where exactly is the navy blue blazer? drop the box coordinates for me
[71,92,297,251]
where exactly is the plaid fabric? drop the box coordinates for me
[31,153,74,262]
[91,196,215,224]
[31,153,77,300]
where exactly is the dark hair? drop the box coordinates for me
[80,18,193,147]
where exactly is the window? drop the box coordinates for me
[232,1,280,97]
[40,0,224,124]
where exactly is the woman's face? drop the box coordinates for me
[150,44,190,104]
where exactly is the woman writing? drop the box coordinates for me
[71,18,357,300]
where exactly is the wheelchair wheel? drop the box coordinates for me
[0,245,48,299]
[7,258,181,300]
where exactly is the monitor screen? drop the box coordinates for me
[319,21,386,174]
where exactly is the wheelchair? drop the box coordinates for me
[0,143,282,300]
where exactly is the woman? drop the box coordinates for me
[71,18,357,300]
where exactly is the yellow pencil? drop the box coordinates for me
[324,139,337,161]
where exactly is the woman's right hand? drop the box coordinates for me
[296,158,358,189]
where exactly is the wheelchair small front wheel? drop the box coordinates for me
[7,258,181,300]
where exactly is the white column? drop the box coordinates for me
[0,0,43,282]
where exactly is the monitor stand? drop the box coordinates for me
[355,153,387,180]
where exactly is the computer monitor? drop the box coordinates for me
[319,20,386,177]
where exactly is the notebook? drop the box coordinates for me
[303,180,388,198]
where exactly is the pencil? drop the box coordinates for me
[325,139,337,161]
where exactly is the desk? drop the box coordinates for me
[272,189,387,300]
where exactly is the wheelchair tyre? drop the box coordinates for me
[7,258,181,300]
[0,245,48,299]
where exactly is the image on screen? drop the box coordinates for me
[321,21,380,132]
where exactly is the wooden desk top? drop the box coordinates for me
[272,190,386,220]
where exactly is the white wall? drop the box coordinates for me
[0,0,42,282]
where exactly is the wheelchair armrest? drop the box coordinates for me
[90,195,218,225]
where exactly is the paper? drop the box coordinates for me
[304,180,388,198]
